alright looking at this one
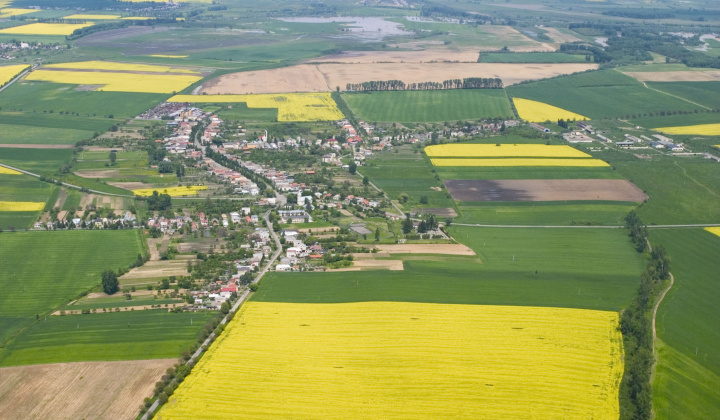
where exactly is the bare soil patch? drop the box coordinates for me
[200,65,329,94]
[623,70,720,82]
[0,359,174,420]
[444,179,648,202]
[202,63,596,94]
[542,27,583,44]
[372,243,476,255]
[0,144,74,149]
[297,226,340,233]
[78,193,96,209]
[75,169,120,179]
[333,259,404,271]
[53,188,68,210]
[414,207,457,217]
[120,260,189,280]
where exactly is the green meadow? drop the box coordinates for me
[454,202,637,226]
[255,226,643,312]
[647,82,720,110]
[650,229,720,419]
[0,123,93,145]
[0,147,73,175]
[0,173,56,229]
[0,230,143,346]
[0,310,216,366]
[343,90,513,123]
[479,52,586,63]
[508,70,702,119]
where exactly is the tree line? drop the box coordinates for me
[619,211,671,420]
[345,77,503,92]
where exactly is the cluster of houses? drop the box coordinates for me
[147,209,263,234]
[34,212,137,230]
[200,154,261,196]
[275,229,327,271]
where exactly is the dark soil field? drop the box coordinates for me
[444,179,648,202]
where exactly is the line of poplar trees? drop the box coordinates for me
[346,77,502,92]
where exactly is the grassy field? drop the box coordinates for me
[0,147,73,175]
[608,157,720,224]
[479,52,587,63]
[647,81,720,109]
[205,103,278,122]
[508,70,702,119]
[454,202,637,226]
[0,81,166,120]
[158,301,623,419]
[0,123,93,145]
[0,230,143,346]
[0,173,56,229]
[0,111,115,132]
[256,226,643,312]
[0,310,216,366]
[342,90,513,122]
[361,145,453,210]
[631,112,720,129]
[434,165,620,180]
[650,229,720,419]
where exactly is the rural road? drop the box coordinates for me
[141,211,282,420]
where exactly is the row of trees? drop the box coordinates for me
[619,212,671,420]
[345,77,503,92]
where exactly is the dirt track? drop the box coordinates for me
[444,179,648,202]
[200,63,598,94]
[0,359,174,420]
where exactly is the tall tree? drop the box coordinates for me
[101,270,119,295]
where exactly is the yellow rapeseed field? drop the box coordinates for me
[0,23,94,35]
[431,158,610,167]
[0,201,45,211]
[169,93,345,122]
[0,64,30,86]
[654,124,720,136]
[132,186,207,197]
[26,70,201,94]
[0,167,22,175]
[513,97,589,123]
[44,60,200,74]
[704,227,720,238]
[0,8,39,18]
[121,16,155,20]
[158,301,623,420]
[425,143,591,158]
[63,14,121,20]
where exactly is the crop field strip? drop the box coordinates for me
[507,70,704,119]
[0,23,94,36]
[169,93,344,121]
[26,70,202,94]
[654,123,720,136]
[43,61,201,74]
[443,179,648,202]
[342,90,513,122]
[513,97,589,123]
[0,230,143,347]
[0,64,29,86]
[425,144,592,158]
[649,229,720,419]
[430,158,610,167]
[132,186,207,197]
[158,301,623,420]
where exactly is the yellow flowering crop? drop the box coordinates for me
[431,158,610,167]
[169,93,345,122]
[43,61,199,74]
[425,143,591,158]
[0,64,30,86]
[26,70,201,94]
[0,167,22,175]
[0,201,45,211]
[158,301,623,420]
[0,8,39,18]
[132,186,207,197]
[705,227,720,238]
[0,23,94,35]
[513,97,589,123]
[62,14,121,20]
[654,124,720,136]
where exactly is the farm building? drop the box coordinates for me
[530,123,550,133]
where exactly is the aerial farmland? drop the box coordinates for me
[0,0,719,419]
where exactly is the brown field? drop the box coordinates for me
[0,144,74,149]
[333,257,404,271]
[119,259,189,279]
[307,49,482,64]
[623,70,720,82]
[371,243,476,255]
[444,179,648,202]
[0,359,174,420]
[199,63,598,94]
[542,27,583,44]
[75,169,120,179]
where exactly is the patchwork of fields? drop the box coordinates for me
[169,93,344,121]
